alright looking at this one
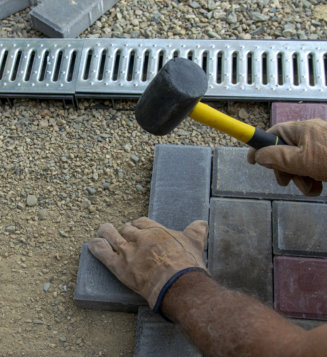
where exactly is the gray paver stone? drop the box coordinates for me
[74,243,146,312]
[212,147,327,202]
[0,0,36,20]
[273,201,327,257]
[148,144,211,231]
[208,198,272,304]
[133,307,202,357]
[30,0,119,38]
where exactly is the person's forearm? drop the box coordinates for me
[161,271,307,357]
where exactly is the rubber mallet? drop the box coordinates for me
[135,57,286,149]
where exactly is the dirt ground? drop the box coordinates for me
[0,95,270,356]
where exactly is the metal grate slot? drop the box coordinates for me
[11,50,22,81]
[187,51,193,61]
[83,49,93,80]
[308,53,315,86]
[262,52,268,85]
[67,50,77,82]
[97,49,107,81]
[127,50,135,81]
[202,51,208,74]
[216,51,223,84]
[232,52,238,84]
[142,50,149,82]
[39,50,49,82]
[24,50,35,81]
[0,50,8,80]
[247,52,253,84]
[277,52,284,85]
[292,53,299,86]
[112,50,121,81]
[324,54,327,87]
[173,50,179,58]
[157,50,164,72]
[53,50,63,82]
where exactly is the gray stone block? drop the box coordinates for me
[133,307,201,357]
[0,0,36,20]
[208,198,272,305]
[148,144,212,231]
[273,201,327,258]
[30,0,119,38]
[74,243,146,312]
[212,147,327,202]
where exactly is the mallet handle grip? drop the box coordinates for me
[190,102,286,149]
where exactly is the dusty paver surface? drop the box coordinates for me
[0,0,326,356]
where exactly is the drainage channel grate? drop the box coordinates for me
[0,38,326,101]
[0,39,82,95]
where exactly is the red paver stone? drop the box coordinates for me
[274,256,327,320]
[271,102,327,126]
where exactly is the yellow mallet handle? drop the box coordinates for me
[190,102,286,149]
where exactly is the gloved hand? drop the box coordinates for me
[88,217,208,310]
[248,119,327,196]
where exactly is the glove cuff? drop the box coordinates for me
[153,267,207,319]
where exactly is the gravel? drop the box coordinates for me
[0,1,326,356]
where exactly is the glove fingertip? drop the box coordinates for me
[274,170,292,187]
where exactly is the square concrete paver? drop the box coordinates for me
[208,198,273,305]
[273,201,327,258]
[274,256,327,320]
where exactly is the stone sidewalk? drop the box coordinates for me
[74,102,327,356]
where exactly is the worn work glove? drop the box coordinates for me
[88,217,208,311]
[248,119,327,196]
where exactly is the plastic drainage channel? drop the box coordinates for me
[0,38,326,101]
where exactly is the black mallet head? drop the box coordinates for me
[135,57,208,136]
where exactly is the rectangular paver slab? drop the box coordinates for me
[212,147,327,202]
[0,0,36,20]
[273,201,327,258]
[149,144,211,231]
[30,0,119,38]
[133,307,201,357]
[208,198,272,305]
[74,243,146,312]
[274,256,327,320]
[271,102,327,126]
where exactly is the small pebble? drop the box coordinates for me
[238,108,249,120]
[43,282,51,292]
[87,187,96,195]
[59,230,68,238]
[130,155,139,163]
[26,195,37,207]
[6,226,16,233]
